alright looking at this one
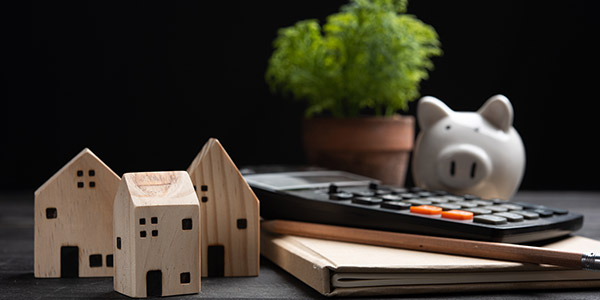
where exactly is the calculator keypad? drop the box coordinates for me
[326,185,566,226]
[247,169,583,243]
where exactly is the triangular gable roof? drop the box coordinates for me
[34,148,119,196]
[187,139,214,175]
[122,171,198,207]
[187,138,258,205]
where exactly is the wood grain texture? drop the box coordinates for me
[113,171,200,298]
[34,148,120,278]
[187,138,260,277]
[262,220,584,269]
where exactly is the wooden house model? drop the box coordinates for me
[113,171,201,298]
[34,148,120,278]
[187,138,260,277]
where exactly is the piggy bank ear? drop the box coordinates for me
[417,96,453,130]
[478,94,513,132]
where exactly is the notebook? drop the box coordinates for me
[260,229,600,297]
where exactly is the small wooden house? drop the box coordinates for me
[34,148,120,278]
[187,138,260,277]
[113,171,201,298]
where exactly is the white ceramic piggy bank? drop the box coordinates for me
[412,95,525,200]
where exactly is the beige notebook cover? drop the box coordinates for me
[260,230,600,297]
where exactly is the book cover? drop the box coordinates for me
[260,230,600,297]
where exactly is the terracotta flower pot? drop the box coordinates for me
[302,115,415,186]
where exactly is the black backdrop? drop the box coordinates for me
[2,1,599,191]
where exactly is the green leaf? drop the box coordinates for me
[265,0,442,117]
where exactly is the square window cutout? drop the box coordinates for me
[106,254,113,267]
[140,231,147,238]
[77,170,83,177]
[182,218,193,230]
[116,237,121,249]
[180,272,191,284]
[139,218,146,225]
[89,254,102,267]
[46,207,57,219]
[152,230,158,237]
[77,182,84,188]
[89,181,96,188]
[88,169,95,176]
[151,217,158,224]
[237,218,247,229]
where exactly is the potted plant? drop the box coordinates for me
[266,0,441,186]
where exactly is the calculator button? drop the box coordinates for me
[463,208,493,215]
[438,203,462,211]
[442,210,474,220]
[455,202,478,208]
[499,204,523,211]
[329,192,353,201]
[399,193,419,199]
[489,198,508,204]
[405,199,432,206]
[471,200,494,206]
[426,197,448,204]
[417,191,435,198]
[410,205,443,215]
[381,201,411,210]
[328,184,338,194]
[511,210,540,220]
[443,195,463,202]
[432,190,449,196]
[474,215,508,225]
[524,204,565,215]
[389,187,408,194]
[493,212,524,222]
[352,196,383,205]
[381,194,403,202]
[462,194,480,200]
[513,202,545,210]
[482,206,509,213]
[531,209,554,217]
[375,189,392,196]
[549,207,569,215]
[353,191,376,197]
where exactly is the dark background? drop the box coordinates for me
[2,1,598,191]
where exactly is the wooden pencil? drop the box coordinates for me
[261,219,600,271]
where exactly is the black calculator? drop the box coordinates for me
[242,167,583,244]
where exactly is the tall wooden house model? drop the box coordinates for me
[113,171,201,298]
[34,148,120,278]
[187,138,260,277]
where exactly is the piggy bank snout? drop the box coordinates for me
[436,145,492,190]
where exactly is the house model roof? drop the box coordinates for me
[34,148,118,196]
[187,138,257,207]
[121,171,198,207]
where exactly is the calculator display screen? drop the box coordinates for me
[244,171,375,191]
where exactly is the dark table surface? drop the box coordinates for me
[1,191,599,299]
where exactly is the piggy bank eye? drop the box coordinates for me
[474,127,480,132]
[445,125,451,130]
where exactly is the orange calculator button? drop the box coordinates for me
[410,205,443,215]
[442,210,474,220]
